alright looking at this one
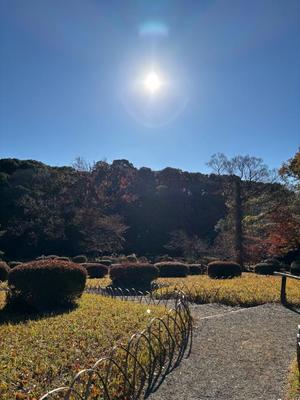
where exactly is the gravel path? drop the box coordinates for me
[149,304,300,400]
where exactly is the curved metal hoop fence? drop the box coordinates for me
[39,288,193,400]
[297,325,300,373]
[85,284,180,307]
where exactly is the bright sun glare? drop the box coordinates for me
[143,72,162,93]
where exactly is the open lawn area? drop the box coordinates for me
[156,274,300,306]
[0,293,165,400]
[86,273,300,307]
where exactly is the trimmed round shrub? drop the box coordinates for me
[117,255,130,264]
[8,261,22,269]
[155,262,189,278]
[7,260,87,311]
[72,255,88,264]
[155,255,174,263]
[201,256,219,265]
[138,256,149,263]
[126,254,138,263]
[110,263,159,290]
[82,263,108,278]
[254,262,274,275]
[0,261,9,281]
[279,263,290,272]
[263,258,281,270]
[188,264,206,275]
[55,256,70,261]
[208,261,242,279]
[45,255,59,259]
[97,259,112,267]
[291,260,300,275]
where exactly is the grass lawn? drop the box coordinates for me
[288,359,300,400]
[155,274,300,306]
[0,290,5,309]
[86,276,111,288]
[0,293,166,400]
[86,273,300,307]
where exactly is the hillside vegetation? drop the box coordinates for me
[1,152,299,266]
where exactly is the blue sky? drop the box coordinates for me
[0,0,299,173]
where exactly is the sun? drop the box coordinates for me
[143,72,162,94]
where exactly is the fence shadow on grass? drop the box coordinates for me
[39,288,193,400]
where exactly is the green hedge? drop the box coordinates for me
[8,261,22,269]
[188,264,206,275]
[254,262,274,275]
[82,263,108,278]
[155,262,189,277]
[7,259,87,311]
[262,258,282,272]
[126,254,138,263]
[290,260,300,275]
[72,255,88,264]
[110,263,159,290]
[208,261,242,279]
[55,256,70,261]
[0,261,9,281]
[97,259,112,267]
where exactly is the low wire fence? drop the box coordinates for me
[39,288,193,400]
[85,284,176,308]
[96,277,299,307]
[85,280,266,307]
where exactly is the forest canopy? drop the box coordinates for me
[0,152,299,263]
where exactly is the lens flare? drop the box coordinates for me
[144,72,162,93]
[139,20,169,38]
[119,61,190,128]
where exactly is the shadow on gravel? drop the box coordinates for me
[284,304,300,315]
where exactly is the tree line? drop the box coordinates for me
[0,150,299,264]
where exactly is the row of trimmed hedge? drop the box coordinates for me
[84,261,205,279]
[3,256,298,282]
[3,258,298,285]
[34,254,139,265]
[3,251,299,278]
[109,262,242,285]
[1,257,298,313]
[2,257,298,285]
[36,254,88,263]
[252,259,300,275]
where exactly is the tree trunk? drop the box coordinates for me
[233,176,244,267]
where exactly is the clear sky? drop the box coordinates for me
[1,0,299,173]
